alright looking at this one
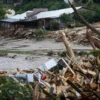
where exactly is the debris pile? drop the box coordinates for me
[0,53,100,100]
[0,28,36,38]
[0,32,100,100]
[0,25,100,45]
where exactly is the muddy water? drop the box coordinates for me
[0,38,92,72]
[0,53,57,72]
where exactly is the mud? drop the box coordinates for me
[0,38,92,72]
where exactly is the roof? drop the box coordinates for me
[0,7,82,23]
[34,6,82,20]
[0,18,19,23]
[0,11,33,23]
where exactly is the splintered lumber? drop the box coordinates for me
[76,64,96,77]
[40,86,55,99]
[76,81,100,99]
[66,79,87,98]
[68,0,100,35]
[61,32,75,62]
[33,83,40,100]
[89,88,100,99]
[62,58,75,75]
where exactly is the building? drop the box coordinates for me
[0,7,95,29]
[0,8,48,28]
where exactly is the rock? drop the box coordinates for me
[47,51,54,56]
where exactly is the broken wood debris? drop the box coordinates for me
[0,55,100,100]
[0,47,100,100]
[0,2,100,99]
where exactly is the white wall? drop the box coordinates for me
[64,0,74,3]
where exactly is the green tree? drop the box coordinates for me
[50,21,60,30]
[78,11,95,23]
[0,1,6,19]
[60,13,72,27]
[92,7,100,22]
[86,0,94,7]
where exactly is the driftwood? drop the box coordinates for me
[76,64,96,77]
[61,32,75,62]
[86,28,100,50]
[68,0,100,35]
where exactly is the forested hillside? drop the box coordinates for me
[14,0,70,14]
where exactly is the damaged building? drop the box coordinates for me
[0,7,95,29]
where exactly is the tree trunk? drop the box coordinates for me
[61,32,75,62]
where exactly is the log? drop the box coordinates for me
[68,0,100,35]
[76,64,96,77]
[61,32,76,62]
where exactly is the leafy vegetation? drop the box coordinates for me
[78,11,95,23]
[92,7,100,22]
[35,28,47,40]
[0,50,32,54]
[89,50,100,57]
[73,0,100,24]
[14,0,70,14]
[77,7,100,23]
[0,76,34,100]
[0,1,6,19]
[60,13,72,27]
[50,21,60,30]
[86,0,94,7]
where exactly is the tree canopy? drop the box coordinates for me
[0,1,6,20]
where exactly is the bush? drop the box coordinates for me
[0,77,34,100]
[58,2,70,9]
[78,7,100,23]
[74,10,95,23]
[75,22,84,27]
[60,13,72,27]
[50,21,60,30]
[74,3,100,23]
[78,11,95,23]
[92,7,100,22]
[0,2,6,19]
[86,0,94,8]
[35,28,47,40]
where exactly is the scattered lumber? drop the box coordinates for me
[0,3,100,98]
[0,30,100,100]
